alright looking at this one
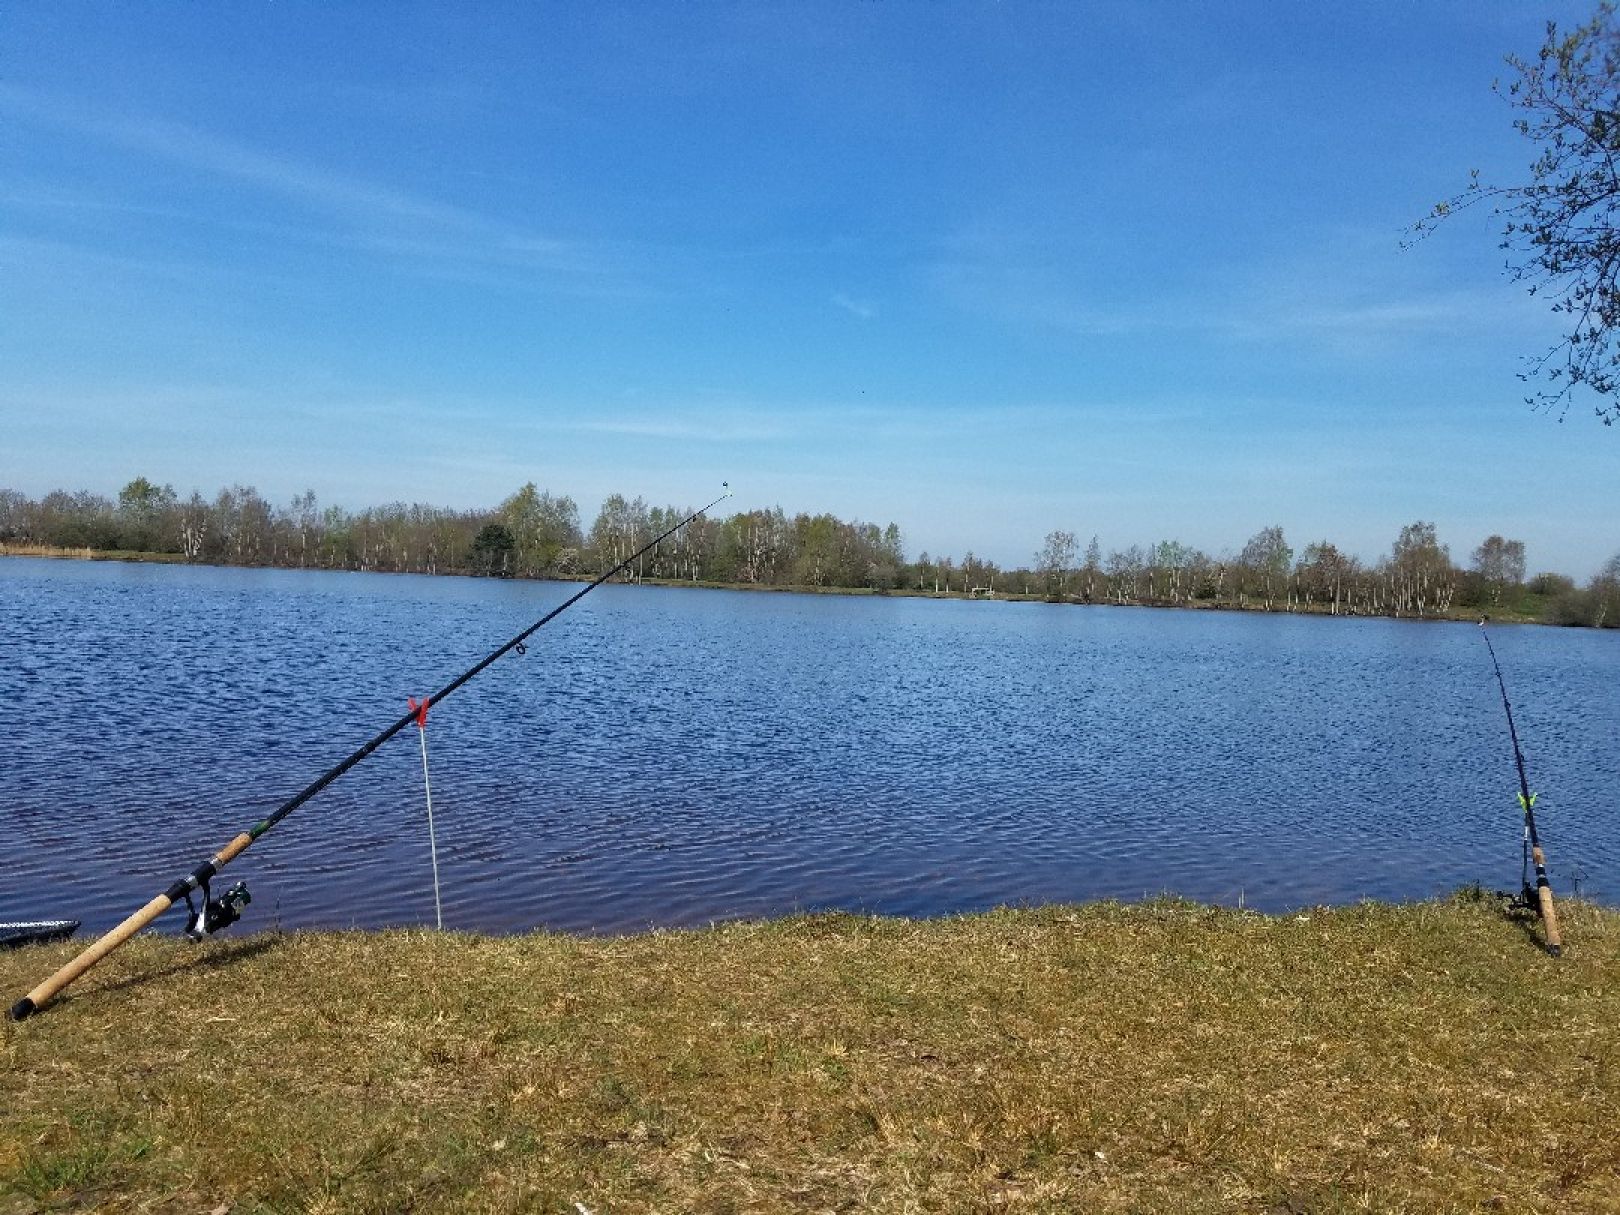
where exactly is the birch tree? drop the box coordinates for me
[1036,530,1078,600]
[1472,534,1527,604]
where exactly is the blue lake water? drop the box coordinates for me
[2,556,1616,939]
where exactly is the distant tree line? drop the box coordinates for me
[0,478,906,590]
[1025,522,1620,628]
[2,478,1617,627]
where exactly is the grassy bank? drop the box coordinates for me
[3,896,1617,1213]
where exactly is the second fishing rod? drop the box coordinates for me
[11,486,733,1021]
[1480,618,1562,957]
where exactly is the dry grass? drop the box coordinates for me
[3,896,1618,1213]
[0,544,97,560]
[0,544,186,564]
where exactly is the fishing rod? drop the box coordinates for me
[1479,618,1562,957]
[11,485,733,1021]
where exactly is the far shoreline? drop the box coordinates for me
[0,541,1563,628]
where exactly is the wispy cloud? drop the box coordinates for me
[0,234,216,285]
[0,84,632,293]
[554,415,796,443]
[831,292,876,320]
[927,216,1552,352]
[940,256,1545,350]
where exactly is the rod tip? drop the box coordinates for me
[9,997,36,1021]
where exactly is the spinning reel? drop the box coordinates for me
[183,877,252,941]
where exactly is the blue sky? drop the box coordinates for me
[3,1,1616,577]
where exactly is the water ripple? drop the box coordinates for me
[2,559,1617,938]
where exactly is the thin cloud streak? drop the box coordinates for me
[926,216,1554,352]
[0,234,212,284]
[0,84,628,289]
[933,258,1528,346]
[553,416,796,443]
[831,293,876,320]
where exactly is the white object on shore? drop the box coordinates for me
[415,707,444,931]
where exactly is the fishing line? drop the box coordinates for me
[11,484,733,1020]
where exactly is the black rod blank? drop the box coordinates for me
[1479,619,1563,957]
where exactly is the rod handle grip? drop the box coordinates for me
[1538,882,1563,957]
[215,832,253,865]
[1530,846,1563,957]
[10,892,175,1019]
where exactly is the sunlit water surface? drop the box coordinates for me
[3,557,1616,937]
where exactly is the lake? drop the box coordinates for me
[3,556,1615,939]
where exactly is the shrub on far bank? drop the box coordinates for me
[1527,571,1576,597]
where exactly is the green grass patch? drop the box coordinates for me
[3,897,1618,1212]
